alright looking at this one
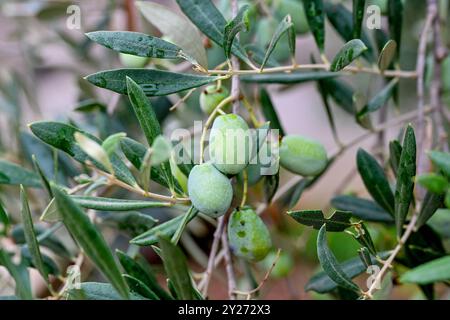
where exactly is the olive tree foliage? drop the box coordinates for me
[0,0,449,300]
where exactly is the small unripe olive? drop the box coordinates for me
[199,85,230,114]
[274,0,310,34]
[279,134,327,176]
[188,163,233,218]
[209,114,252,175]
[260,250,294,278]
[228,207,272,262]
[119,53,150,68]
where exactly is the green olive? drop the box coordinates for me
[227,207,272,262]
[260,250,294,278]
[199,85,230,114]
[274,0,310,34]
[279,134,327,176]
[119,53,150,68]
[209,114,252,175]
[188,163,233,217]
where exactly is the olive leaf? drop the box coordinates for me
[0,160,41,188]
[136,1,207,69]
[72,196,171,211]
[67,283,145,300]
[123,274,159,300]
[0,249,32,300]
[158,236,196,300]
[131,211,197,246]
[378,40,397,72]
[85,69,219,97]
[389,140,403,175]
[259,88,285,136]
[357,148,395,216]
[223,4,250,59]
[417,192,445,229]
[116,250,172,300]
[330,39,368,72]
[19,186,48,282]
[31,155,52,198]
[288,210,353,232]
[175,0,251,65]
[316,224,361,293]
[86,31,195,63]
[428,150,450,177]
[241,71,338,84]
[102,132,126,156]
[416,173,448,194]
[171,206,198,245]
[394,125,416,237]
[0,199,9,235]
[303,0,325,52]
[52,186,129,299]
[100,211,158,238]
[331,195,394,223]
[352,0,366,39]
[74,132,114,174]
[319,78,355,115]
[29,122,136,186]
[260,15,295,71]
[400,255,450,285]
[388,0,403,58]
[356,77,398,119]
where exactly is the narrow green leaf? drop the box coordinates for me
[319,78,355,114]
[428,209,450,238]
[416,173,448,194]
[131,212,198,246]
[316,80,339,144]
[136,1,208,68]
[357,149,395,215]
[357,78,398,118]
[116,250,172,300]
[223,4,250,59]
[354,223,377,256]
[102,132,126,156]
[394,125,416,237]
[259,88,285,136]
[303,0,325,52]
[330,39,368,72]
[175,0,250,65]
[67,282,145,300]
[352,0,366,39]
[21,248,60,276]
[0,160,41,188]
[123,274,159,300]
[331,195,394,223]
[389,140,403,176]
[0,199,10,235]
[400,255,450,285]
[378,40,397,72]
[357,247,372,269]
[151,136,172,166]
[31,155,52,197]
[29,122,136,186]
[264,172,279,204]
[241,71,338,84]
[72,196,171,211]
[85,69,219,97]
[0,250,32,300]
[158,236,195,300]
[20,186,48,282]
[417,192,445,229]
[288,210,352,232]
[428,150,450,177]
[316,225,361,293]
[260,15,295,71]
[388,0,403,58]
[74,132,114,174]
[171,206,198,244]
[52,186,129,299]
[86,31,192,61]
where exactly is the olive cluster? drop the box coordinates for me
[187,86,328,262]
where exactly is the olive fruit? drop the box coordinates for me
[227,207,272,262]
[199,85,230,114]
[188,163,233,217]
[260,250,294,278]
[119,53,150,68]
[209,114,252,175]
[274,0,310,34]
[279,134,327,176]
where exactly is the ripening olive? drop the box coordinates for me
[227,207,272,262]
[274,0,310,34]
[260,250,294,278]
[199,85,230,114]
[209,114,252,175]
[119,53,150,68]
[279,134,327,176]
[188,163,233,218]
